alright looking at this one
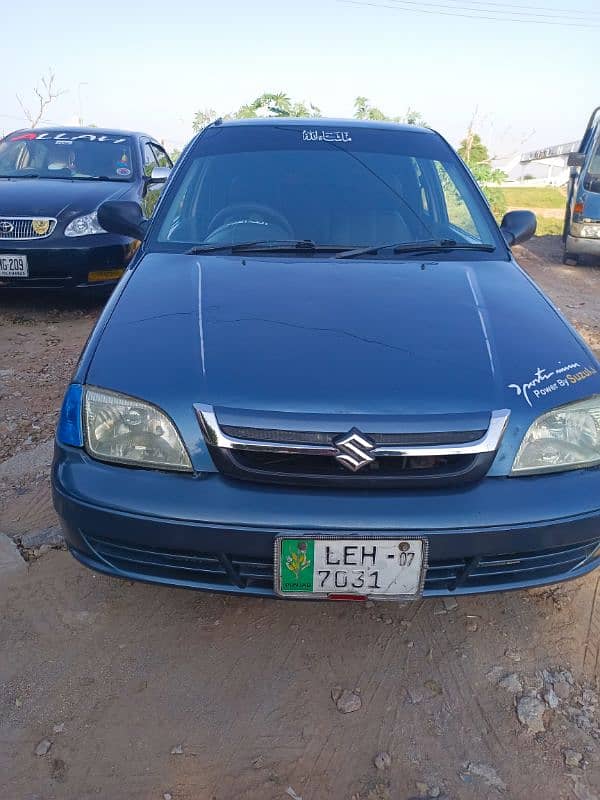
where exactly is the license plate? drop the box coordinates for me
[275,536,427,599]
[0,254,28,278]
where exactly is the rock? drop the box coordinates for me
[163,794,173,800]
[564,749,583,768]
[443,596,458,611]
[461,762,506,792]
[331,685,343,703]
[0,533,26,576]
[170,744,184,755]
[498,673,523,694]
[20,526,64,550]
[34,739,52,756]
[0,438,54,479]
[424,679,443,697]
[517,695,546,733]
[286,787,303,800]
[407,686,424,704]
[505,648,521,662]
[52,723,64,733]
[544,687,560,709]
[374,751,391,770]
[334,689,362,714]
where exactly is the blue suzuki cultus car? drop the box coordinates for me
[52,118,600,600]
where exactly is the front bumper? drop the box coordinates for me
[0,236,137,289]
[52,444,600,598]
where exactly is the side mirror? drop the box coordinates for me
[500,210,537,247]
[97,201,148,240]
[567,152,585,168]
[146,165,171,186]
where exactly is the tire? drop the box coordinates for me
[563,252,579,266]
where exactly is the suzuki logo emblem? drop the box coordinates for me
[333,428,376,472]
[0,220,14,234]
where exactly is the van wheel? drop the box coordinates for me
[563,252,579,266]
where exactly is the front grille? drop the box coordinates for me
[85,535,600,595]
[0,216,57,240]
[211,448,488,487]
[198,406,509,489]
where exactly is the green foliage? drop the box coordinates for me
[458,132,507,217]
[192,108,218,132]
[353,97,426,126]
[499,186,565,210]
[192,93,321,132]
[192,94,426,133]
[533,216,562,236]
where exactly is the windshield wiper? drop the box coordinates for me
[336,239,496,259]
[187,239,346,255]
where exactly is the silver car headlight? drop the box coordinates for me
[84,387,192,472]
[64,211,106,237]
[512,396,600,475]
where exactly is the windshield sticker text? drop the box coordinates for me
[302,129,352,143]
[9,132,127,144]
[508,361,598,406]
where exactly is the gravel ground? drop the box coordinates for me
[1,236,600,800]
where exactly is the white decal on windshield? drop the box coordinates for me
[507,361,597,406]
[302,129,352,143]
[9,132,127,144]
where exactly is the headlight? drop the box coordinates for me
[64,211,106,237]
[512,397,600,475]
[84,387,192,472]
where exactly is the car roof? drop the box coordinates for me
[215,116,434,135]
[5,126,156,141]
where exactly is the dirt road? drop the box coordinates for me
[2,237,600,800]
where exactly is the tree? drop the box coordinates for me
[192,108,218,133]
[353,97,426,126]
[16,70,66,128]
[458,129,507,217]
[192,93,321,132]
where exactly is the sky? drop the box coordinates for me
[1,0,599,160]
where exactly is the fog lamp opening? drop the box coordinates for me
[88,269,124,283]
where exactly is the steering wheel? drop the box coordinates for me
[204,203,294,243]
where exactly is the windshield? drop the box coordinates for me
[0,131,135,181]
[154,124,499,253]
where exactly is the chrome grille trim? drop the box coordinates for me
[0,216,57,240]
[195,405,511,458]
[220,425,486,446]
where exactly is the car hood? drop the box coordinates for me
[0,177,131,217]
[88,252,600,434]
